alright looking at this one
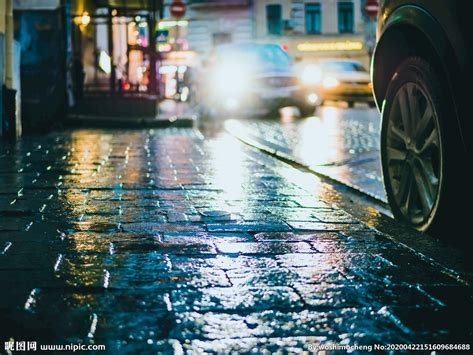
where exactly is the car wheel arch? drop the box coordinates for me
[372,5,452,104]
[372,26,466,152]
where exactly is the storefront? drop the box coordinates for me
[155,17,199,101]
[72,4,159,96]
[158,50,198,101]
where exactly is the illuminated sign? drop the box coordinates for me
[158,20,189,29]
[167,50,197,61]
[156,30,169,43]
[297,41,364,52]
[99,51,111,74]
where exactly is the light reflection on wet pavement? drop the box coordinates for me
[224,105,386,202]
[0,127,472,353]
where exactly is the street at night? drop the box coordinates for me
[1,0,473,354]
[0,104,472,352]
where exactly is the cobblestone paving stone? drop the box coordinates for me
[0,128,472,354]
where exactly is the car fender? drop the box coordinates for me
[372,4,470,152]
[372,5,449,104]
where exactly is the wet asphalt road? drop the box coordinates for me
[0,122,472,354]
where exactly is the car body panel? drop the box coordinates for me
[300,58,374,106]
[372,0,473,152]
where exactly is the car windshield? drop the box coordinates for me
[214,43,293,68]
[321,60,367,72]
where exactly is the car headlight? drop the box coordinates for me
[322,76,340,89]
[300,64,322,84]
[209,62,252,97]
[306,93,319,104]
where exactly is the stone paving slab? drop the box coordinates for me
[0,127,472,354]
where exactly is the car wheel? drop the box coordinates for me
[298,105,315,117]
[381,56,459,238]
[347,101,355,108]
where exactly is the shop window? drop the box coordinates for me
[338,2,354,33]
[305,3,321,34]
[266,4,282,35]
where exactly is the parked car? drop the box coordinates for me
[297,58,375,108]
[371,0,472,242]
[197,42,316,118]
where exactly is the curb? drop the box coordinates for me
[64,114,196,129]
[224,119,388,205]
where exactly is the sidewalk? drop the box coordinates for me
[0,124,472,353]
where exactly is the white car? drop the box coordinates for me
[197,42,316,118]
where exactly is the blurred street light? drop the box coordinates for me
[81,11,90,26]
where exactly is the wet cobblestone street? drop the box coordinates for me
[0,127,472,354]
[224,106,385,202]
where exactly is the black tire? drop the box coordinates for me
[380,56,460,240]
[347,101,355,108]
[298,105,315,117]
[261,106,280,119]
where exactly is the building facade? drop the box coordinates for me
[184,0,253,55]
[165,0,373,67]
[69,0,375,102]
[254,0,371,67]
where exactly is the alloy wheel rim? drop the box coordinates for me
[386,82,442,227]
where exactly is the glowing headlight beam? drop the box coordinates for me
[210,61,252,96]
[300,64,322,84]
[322,76,340,89]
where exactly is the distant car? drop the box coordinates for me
[298,58,375,108]
[372,0,472,242]
[197,42,316,118]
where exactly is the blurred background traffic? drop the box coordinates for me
[0,0,379,136]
